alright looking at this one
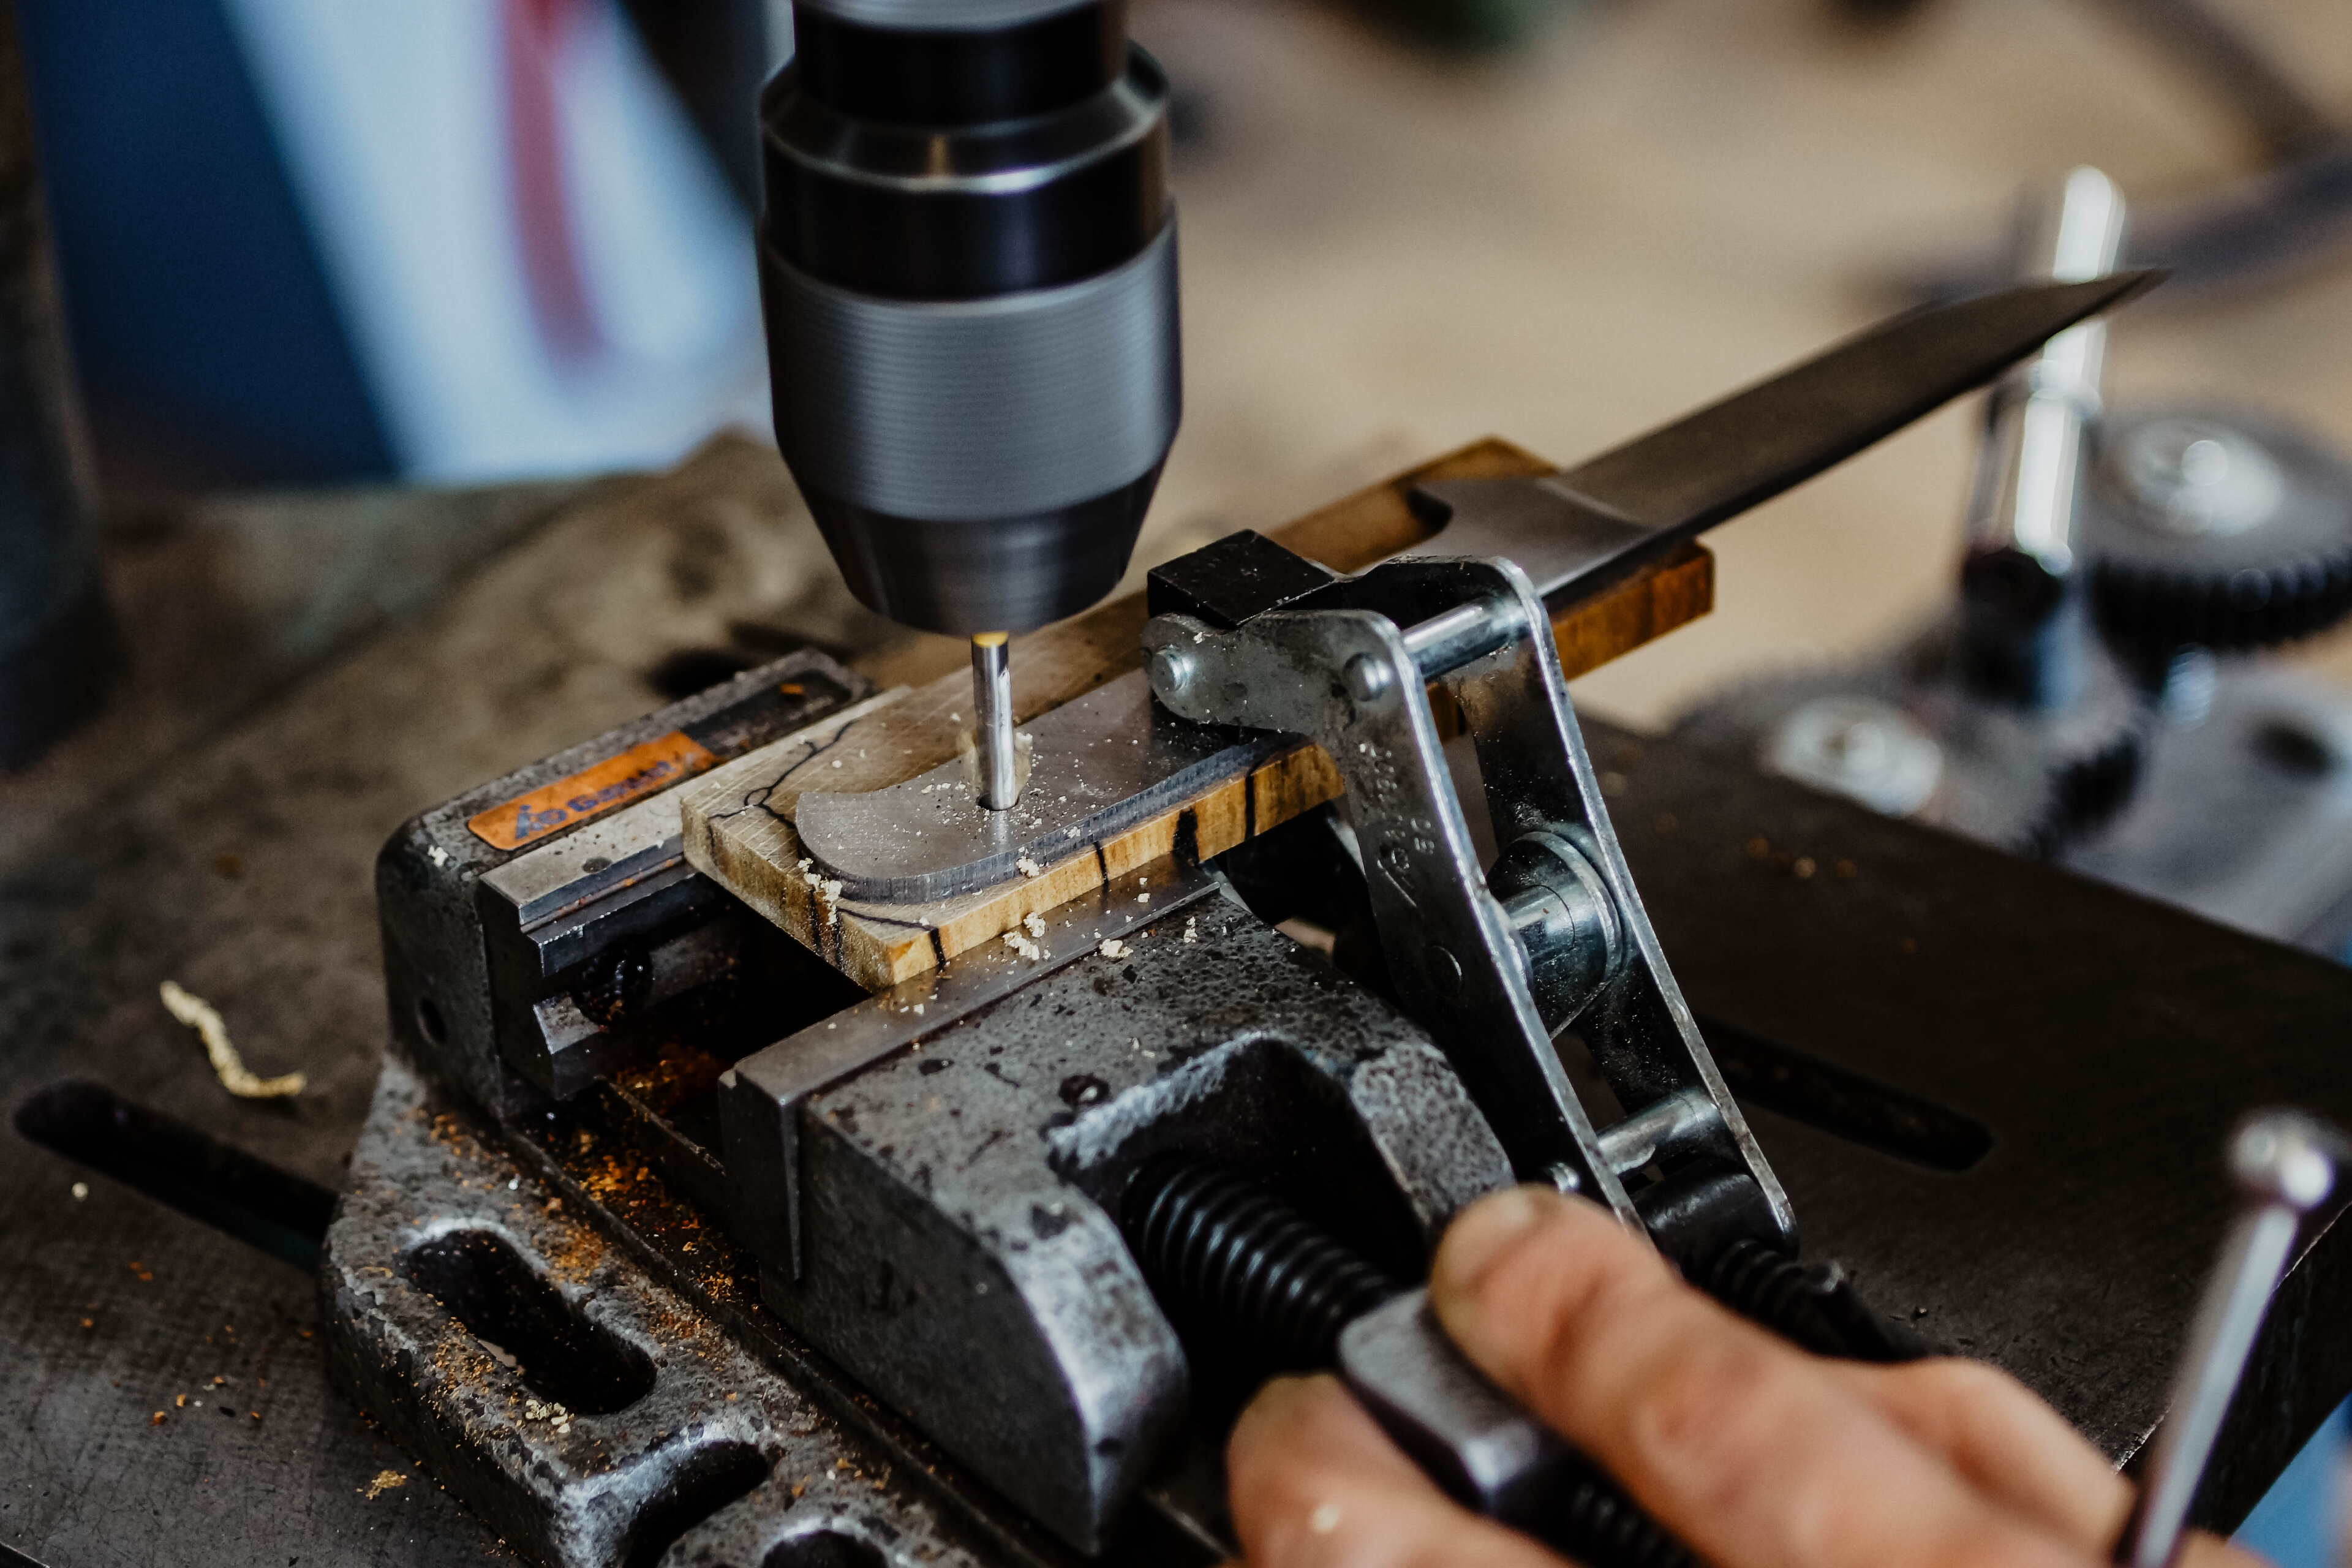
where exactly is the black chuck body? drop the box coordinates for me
[760,0,1180,635]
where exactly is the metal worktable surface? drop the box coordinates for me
[8,439,2352,1566]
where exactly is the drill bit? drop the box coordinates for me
[971,633,1020,810]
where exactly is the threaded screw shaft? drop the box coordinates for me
[1701,1238,1927,1363]
[1121,1156,1399,1370]
[1118,1156,1697,1568]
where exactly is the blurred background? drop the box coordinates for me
[20,0,2352,706]
[7,0,2352,1557]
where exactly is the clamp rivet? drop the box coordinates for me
[1151,646,1198,699]
[1344,654,1394,704]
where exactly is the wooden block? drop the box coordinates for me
[681,439,1713,990]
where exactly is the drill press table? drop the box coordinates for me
[6,439,2351,1566]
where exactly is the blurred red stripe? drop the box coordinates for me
[502,0,601,359]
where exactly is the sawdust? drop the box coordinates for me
[159,981,305,1098]
[520,1396,573,1436]
[612,1040,731,1113]
[796,858,844,927]
[361,1469,409,1499]
[533,1210,608,1283]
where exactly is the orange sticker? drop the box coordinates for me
[467,731,718,851]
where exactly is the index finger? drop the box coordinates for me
[1430,1187,2102,1568]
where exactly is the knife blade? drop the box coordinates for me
[1411,270,2163,607]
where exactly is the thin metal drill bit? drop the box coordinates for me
[971,633,1019,810]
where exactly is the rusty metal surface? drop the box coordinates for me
[11,434,2352,1562]
[1,439,908,1567]
[325,1058,995,1568]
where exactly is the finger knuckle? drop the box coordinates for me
[1898,1356,2013,1404]
[1628,1332,1796,1476]
[1510,1240,1676,1386]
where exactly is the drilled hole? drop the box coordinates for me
[620,1441,770,1568]
[764,1531,887,1568]
[401,1229,654,1414]
[13,1079,335,1268]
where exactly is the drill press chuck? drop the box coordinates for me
[758,0,1182,636]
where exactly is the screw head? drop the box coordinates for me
[1763,696,1942,817]
[1150,646,1199,699]
[2230,1112,2342,1210]
[2109,417,2283,539]
[1344,653,1395,704]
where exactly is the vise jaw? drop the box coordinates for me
[718,863,1514,1551]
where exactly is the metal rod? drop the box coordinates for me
[1958,167,2127,711]
[971,633,1020,810]
[1967,165,2127,579]
[1402,595,1523,680]
[2114,1111,2348,1568]
[1596,1087,1722,1177]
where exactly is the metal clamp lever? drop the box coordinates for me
[1143,554,1790,1246]
[2115,1110,2352,1568]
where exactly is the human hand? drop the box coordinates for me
[1228,1185,2267,1568]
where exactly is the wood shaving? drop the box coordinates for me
[796,859,845,926]
[1022,913,1046,938]
[1183,918,1197,944]
[1003,932,1043,961]
[159,981,305,1098]
[361,1469,409,1499]
[1098,939,1127,959]
[1016,856,1042,879]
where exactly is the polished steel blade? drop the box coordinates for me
[1413,271,2163,606]
[1567,271,2160,532]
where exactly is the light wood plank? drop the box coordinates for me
[681,439,1712,990]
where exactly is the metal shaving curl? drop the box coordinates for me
[159,981,306,1099]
